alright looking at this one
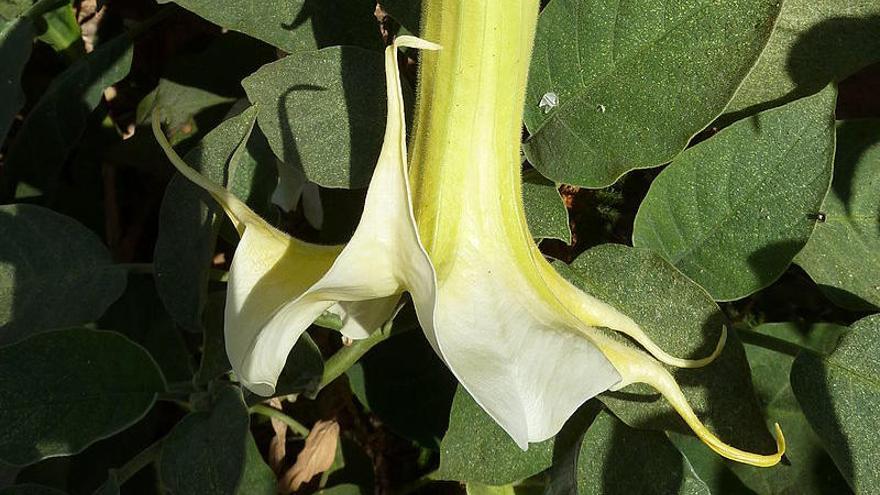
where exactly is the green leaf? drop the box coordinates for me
[159,385,255,495]
[347,329,456,449]
[270,331,325,399]
[466,484,515,495]
[558,244,725,358]
[1,34,132,199]
[0,16,34,143]
[0,204,126,345]
[242,46,386,188]
[380,0,421,33]
[437,386,553,485]
[795,119,880,311]
[726,0,880,118]
[559,244,777,454]
[577,411,710,495]
[155,106,277,331]
[158,0,381,53]
[316,485,365,495]
[195,292,232,385]
[791,314,880,492]
[523,0,781,187]
[99,274,194,383]
[522,169,570,242]
[236,433,276,495]
[0,485,67,495]
[633,85,837,301]
[34,2,82,59]
[0,0,34,20]
[154,173,224,332]
[133,34,274,149]
[0,328,165,466]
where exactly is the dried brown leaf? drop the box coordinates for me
[279,420,340,493]
[267,398,288,474]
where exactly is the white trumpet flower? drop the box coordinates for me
[153,0,784,467]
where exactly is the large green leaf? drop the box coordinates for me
[154,106,277,331]
[1,33,132,199]
[523,0,781,187]
[559,244,777,454]
[159,385,261,495]
[0,329,165,466]
[577,411,710,495]
[557,244,725,358]
[522,169,571,242]
[633,86,837,301]
[0,16,34,144]
[243,46,386,189]
[791,314,880,493]
[795,119,880,311]
[0,204,126,345]
[380,0,421,33]
[99,274,194,383]
[726,0,880,118]
[133,34,274,149]
[676,322,850,495]
[158,0,380,53]
[235,433,276,495]
[437,387,554,485]
[347,329,456,449]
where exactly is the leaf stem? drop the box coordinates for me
[114,439,163,485]
[398,469,440,495]
[318,318,395,391]
[249,404,310,437]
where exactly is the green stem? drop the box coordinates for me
[398,469,440,495]
[249,404,310,437]
[114,439,162,485]
[208,268,229,282]
[737,327,804,357]
[318,318,395,390]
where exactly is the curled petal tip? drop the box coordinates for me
[602,335,786,468]
[394,34,442,51]
[634,324,727,370]
[694,419,785,468]
[683,324,728,369]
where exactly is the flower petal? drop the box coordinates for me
[431,256,622,447]
[232,36,441,395]
[590,329,786,467]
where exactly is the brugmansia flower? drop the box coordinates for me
[152,0,784,467]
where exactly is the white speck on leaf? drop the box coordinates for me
[539,92,559,114]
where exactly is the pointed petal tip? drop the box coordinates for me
[598,333,785,467]
[394,35,441,51]
[635,324,728,370]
